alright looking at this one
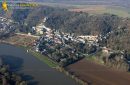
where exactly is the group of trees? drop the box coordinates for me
[45,12,122,36]
[106,21,130,51]
[0,65,27,85]
[88,50,130,71]
[106,52,129,71]
[0,19,17,39]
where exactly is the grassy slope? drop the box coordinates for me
[29,50,58,68]
[86,51,105,65]
[18,45,58,68]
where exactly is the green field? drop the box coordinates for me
[38,2,130,18]
[30,50,58,68]
[86,51,104,65]
[103,6,130,17]
[67,5,130,18]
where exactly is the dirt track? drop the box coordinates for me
[66,59,130,85]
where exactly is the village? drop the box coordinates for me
[32,17,129,68]
[33,17,104,66]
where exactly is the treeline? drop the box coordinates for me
[106,52,129,71]
[45,12,122,36]
[106,19,130,51]
[0,65,27,85]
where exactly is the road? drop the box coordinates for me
[15,33,40,38]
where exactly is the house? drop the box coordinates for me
[28,32,31,35]
[78,35,98,42]
[77,38,85,43]
[35,47,39,52]
[35,24,44,35]
[102,47,111,54]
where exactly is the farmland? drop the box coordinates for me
[0,33,38,47]
[66,59,130,85]
[69,5,130,18]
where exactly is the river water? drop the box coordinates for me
[0,43,79,85]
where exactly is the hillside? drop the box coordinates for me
[9,5,130,50]
[1,5,130,71]
[9,6,125,35]
[45,12,123,35]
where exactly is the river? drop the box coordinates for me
[0,43,79,85]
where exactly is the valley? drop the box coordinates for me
[0,1,130,85]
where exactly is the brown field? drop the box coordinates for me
[1,33,38,47]
[66,59,130,85]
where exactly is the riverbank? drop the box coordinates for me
[19,47,86,85]
[0,57,2,65]
[0,34,88,85]
[29,50,58,68]
[0,33,84,84]
[0,40,58,68]
[0,43,79,85]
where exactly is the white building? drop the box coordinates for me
[35,24,44,35]
[78,35,98,42]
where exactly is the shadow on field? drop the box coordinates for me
[0,55,39,85]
